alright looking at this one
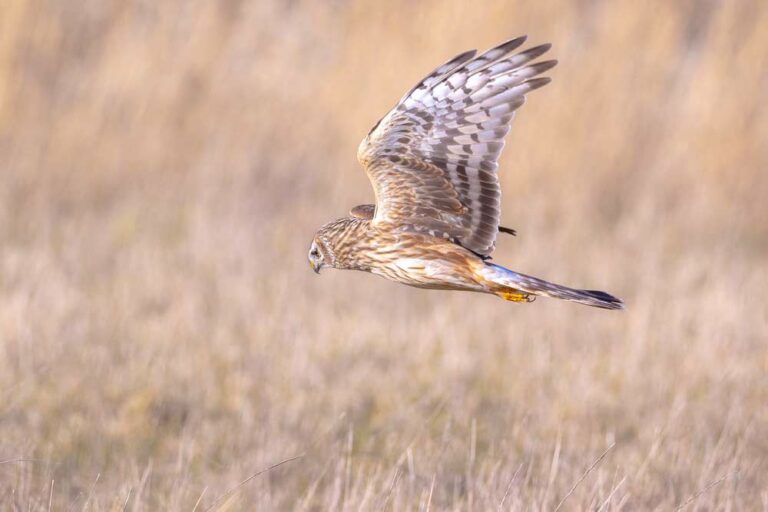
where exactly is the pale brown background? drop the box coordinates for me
[1,0,767,510]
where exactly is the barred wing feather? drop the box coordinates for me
[357,36,556,256]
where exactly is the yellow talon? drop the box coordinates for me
[497,290,534,302]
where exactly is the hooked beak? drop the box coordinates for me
[310,259,321,274]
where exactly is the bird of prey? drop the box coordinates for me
[308,36,623,310]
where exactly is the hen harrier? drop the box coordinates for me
[308,36,623,310]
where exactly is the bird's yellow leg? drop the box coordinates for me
[469,259,536,303]
[496,289,535,303]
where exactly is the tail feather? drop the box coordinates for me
[482,264,624,310]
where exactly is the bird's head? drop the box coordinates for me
[308,217,360,273]
[308,233,334,274]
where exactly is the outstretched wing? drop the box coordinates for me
[357,36,555,256]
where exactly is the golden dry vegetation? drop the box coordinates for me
[1,0,767,510]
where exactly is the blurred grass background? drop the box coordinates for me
[1,0,767,510]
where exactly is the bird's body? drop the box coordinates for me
[317,216,485,291]
[314,215,621,308]
[309,36,624,310]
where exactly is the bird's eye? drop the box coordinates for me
[310,248,320,258]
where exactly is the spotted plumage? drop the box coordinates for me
[309,36,624,310]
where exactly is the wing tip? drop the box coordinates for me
[534,59,558,73]
[454,48,479,63]
[521,42,553,60]
[525,76,552,90]
[495,35,528,53]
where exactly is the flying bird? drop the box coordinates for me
[308,36,623,310]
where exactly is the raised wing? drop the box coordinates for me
[357,36,555,256]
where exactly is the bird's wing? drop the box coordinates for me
[357,36,555,256]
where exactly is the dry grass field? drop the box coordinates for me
[1,0,767,510]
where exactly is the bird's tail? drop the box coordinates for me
[481,263,624,310]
